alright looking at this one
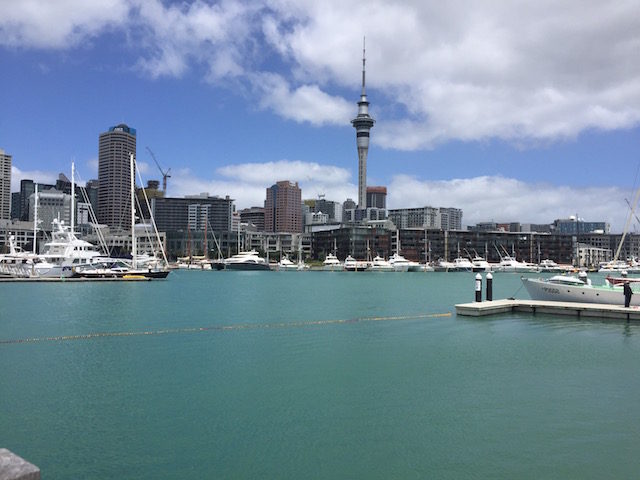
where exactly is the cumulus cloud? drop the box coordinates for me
[10,165,58,191]
[388,174,631,232]
[3,0,640,145]
[0,0,129,49]
[252,73,353,126]
[169,161,356,208]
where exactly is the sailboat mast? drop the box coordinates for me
[33,184,38,254]
[71,161,75,234]
[130,153,137,269]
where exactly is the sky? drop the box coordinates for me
[1,0,640,232]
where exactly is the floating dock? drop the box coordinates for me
[455,299,640,321]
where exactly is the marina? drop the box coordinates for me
[3,271,640,478]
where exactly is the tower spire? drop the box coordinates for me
[351,37,375,210]
[362,37,366,95]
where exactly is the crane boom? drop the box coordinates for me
[146,146,171,192]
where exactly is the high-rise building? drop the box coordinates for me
[29,188,71,229]
[366,186,386,209]
[0,149,11,220]
[265,181,302,233]
[151,195,234,233]
[97,124,136,229]
[351,41,375,209]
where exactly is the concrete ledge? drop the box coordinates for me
[0,449,40,480]
[456,299,640,321]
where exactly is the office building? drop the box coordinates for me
[265,181,302,233]
[0,149,11,220]
[29,188,71,229]
[239,207,266,231]
[97,124,136,229]
[151,195,234,233]
[388,206,462,231]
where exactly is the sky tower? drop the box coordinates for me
[351,39,375,209]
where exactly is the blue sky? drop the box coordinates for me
[1,0,640,231]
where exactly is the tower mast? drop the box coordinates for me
[351,37,375,210]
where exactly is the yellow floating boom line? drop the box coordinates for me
[0,312,452,345]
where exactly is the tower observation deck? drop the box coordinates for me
[351,39,375,209]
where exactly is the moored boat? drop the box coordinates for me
[322,253,343,271]
[224,250,270,270]
[522,274,640,305]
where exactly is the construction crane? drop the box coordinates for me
[146,146,171,193]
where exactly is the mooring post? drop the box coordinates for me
[475,273,482,302]
[486,272,493,301]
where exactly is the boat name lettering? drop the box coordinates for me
[541,287,560,294]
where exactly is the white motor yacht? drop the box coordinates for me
[522,274,639,305]
[224,250,270,270]
[276,256,299,271]
[344,255,368,272]
[388,253,410,272]
[537,259,563,272]
[495,255,538,273]
[322,253,343,271]
[369,256,394,272]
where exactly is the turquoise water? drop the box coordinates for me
[2,271,640,479]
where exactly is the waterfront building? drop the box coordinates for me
[553,217,609,234]
[239,206,265,231]
[151,195,234,233]
[313,225,391,261]
[265,181,302,233]
[366,186,386,209]
[351,43,375,209]
[97,123,136,229]
[0,219,39,252]
[0,149,11,220]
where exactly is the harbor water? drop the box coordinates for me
[2,271,640,478]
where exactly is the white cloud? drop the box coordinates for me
[0,0,129,49]
[3,0,640,146]
[252,73,353,126]
[217,160,350,185]
[169,161,356,208]
[10,165,58,191]
[388,174,631,232]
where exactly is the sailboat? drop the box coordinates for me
[75,154,170,279]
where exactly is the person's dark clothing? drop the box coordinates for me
[624,282,633,307]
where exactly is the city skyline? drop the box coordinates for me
[2,1,640,232]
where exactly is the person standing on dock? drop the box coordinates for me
[623,281,633,308]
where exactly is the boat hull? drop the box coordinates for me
[77,269,170,279]
[225,263,271,271]
[522,277,640,306]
